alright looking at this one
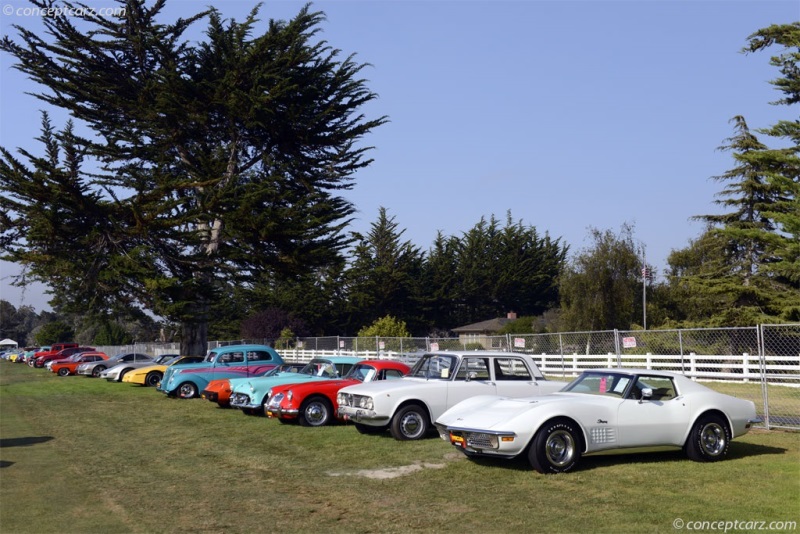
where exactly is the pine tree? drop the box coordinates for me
[0,2,386,354]
[744,23,800,288]
[342,207,425,334]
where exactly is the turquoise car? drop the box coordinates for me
[158,344,284,399]
[229,356,363,414]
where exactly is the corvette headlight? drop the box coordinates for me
[287,390,293,402]
[249,383,255,393]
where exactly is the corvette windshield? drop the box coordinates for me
[564,372,632,396]
[408,355,457,380]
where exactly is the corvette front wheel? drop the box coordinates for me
[528,419,582,474]
[145,372,162,387]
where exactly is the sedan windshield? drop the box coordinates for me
[408,355,457,380]
[344,364,377,382]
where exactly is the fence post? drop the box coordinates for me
[689,352,696,380]
[758,324,770,430]
[743,353,749,383]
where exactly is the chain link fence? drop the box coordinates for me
[96,324,799,430]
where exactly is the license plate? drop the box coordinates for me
[449,433,465,448]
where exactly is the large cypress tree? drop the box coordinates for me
[0,1,386,354]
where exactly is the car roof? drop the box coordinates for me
[423,350,531,358]
[581,368,690,379]
[309,356,363,364]
[209,344,276,351]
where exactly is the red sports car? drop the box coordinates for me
[265,359,410,427]
[51,352,109,376]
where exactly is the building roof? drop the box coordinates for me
[451,318,513,334]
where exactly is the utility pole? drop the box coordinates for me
[641,246,647,330]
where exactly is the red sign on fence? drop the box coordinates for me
[622,337,637,348]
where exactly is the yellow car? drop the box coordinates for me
[122,355,203,387]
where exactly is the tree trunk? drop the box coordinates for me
[180,299,209,356]
[181,319,208,357]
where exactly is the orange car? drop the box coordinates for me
[202,362,305,407]
[51,352,109,376]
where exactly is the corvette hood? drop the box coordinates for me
[440,393,582,430]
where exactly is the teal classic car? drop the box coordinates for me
[229,356,363,414]
[158,344,284,399]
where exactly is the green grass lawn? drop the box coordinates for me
[1,363,798,534]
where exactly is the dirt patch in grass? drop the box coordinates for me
[328,451,463,479]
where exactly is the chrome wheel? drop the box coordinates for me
[685,414,731,462]
[178,382,197,399]
[390,404,429,440]
[545,430,576,467]
[528,420,582,473]
[299,398,332,427]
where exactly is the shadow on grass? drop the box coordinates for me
[0,436,55,469]
[456,440,788,473]
[0,436,55,448]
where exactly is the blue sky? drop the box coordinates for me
[1,0,798,313]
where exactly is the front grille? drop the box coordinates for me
[465,432,497,449]
[231,393,251,405]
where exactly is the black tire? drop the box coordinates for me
[178,382,198,399]
[118,368,131,381]
[684,414,731,462]
[528,419,582,474]
[57,368,70,377]
[92,366,105,377]
[145,372,162,387]
[390,404,430,441]
[298,397,333,427]
[355,423,387,435]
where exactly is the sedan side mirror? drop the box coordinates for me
[639,387,653,403]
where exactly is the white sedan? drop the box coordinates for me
[337,351,568,440]
[435,368,760,473]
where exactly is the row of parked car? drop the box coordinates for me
[4,342,761,473]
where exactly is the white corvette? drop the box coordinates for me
[435,368,760,473]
